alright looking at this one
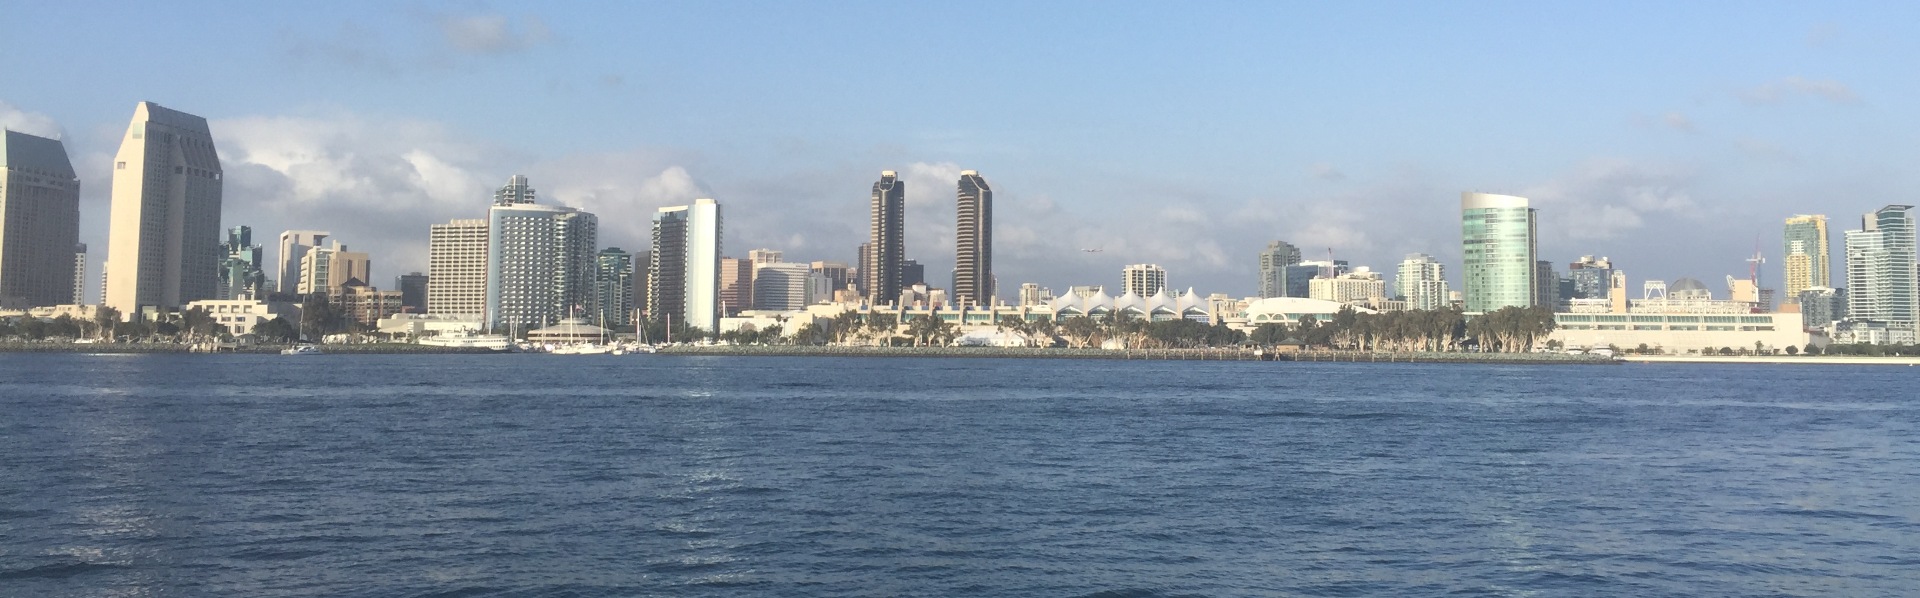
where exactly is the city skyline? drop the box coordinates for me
[5,4,1917,302]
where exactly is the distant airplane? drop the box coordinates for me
[1080,248,1103,253]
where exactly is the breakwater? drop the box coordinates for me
[0,342,498,354]
[656,344,1618,364]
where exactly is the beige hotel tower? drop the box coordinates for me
[105,102,223,316]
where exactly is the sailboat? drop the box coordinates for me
[282,308,323,355]
[546,308,619,355]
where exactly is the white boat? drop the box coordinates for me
[419,332,513,352]
[281,344,323,355]
[548,342,618,355]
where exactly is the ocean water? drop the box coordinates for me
[1,354,1917,597]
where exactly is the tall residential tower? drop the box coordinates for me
[427,219,487,317]
[954,170,993,307]
[105,102,223,315]
[277,230,330,294]
[484,176,598,330]
[0,130,81,308]
[651,199,721,332]
[865,171,905,306]
[1122,263,1167,297]
[1257,240,1303,298]
[1460,192,1537,312]
[1396,253,1449,311]
[1844,205,1917,326]
[1783,214,1830,303]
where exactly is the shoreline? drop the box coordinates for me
[1623,354,1920,366]
[0,342,498,354]
[655,345,1619,364]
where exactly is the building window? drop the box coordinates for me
[116,162,127,169]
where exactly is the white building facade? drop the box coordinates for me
[484,201,598,331]
[105,102,223,315]
[1396,253,1449,311]
[427,219,488,317]
[1843,205,1917,335]
[651,199,722,332]
[1122,263,1166,298]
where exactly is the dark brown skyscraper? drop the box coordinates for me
[954,170,993,307]
[865,171,905,306]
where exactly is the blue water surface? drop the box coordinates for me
[1,354,1916,597]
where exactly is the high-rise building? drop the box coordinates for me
[484,185,597,331]
[396,272,428,313]
[810,261,851,296]
[1396,253,1449,311]
[1783,215,1830,303]
[651,199,722,332]
[865,171,905,306]
[217,225,266,300]
[1257,240,1303,298]
[751,262,811,311]
[954,170,993,308]
[718,257,752,315]
[297,240,370,295]
[747,248,783,265]
[1844,205,1917,327]
[1566,255,1613,300]
[276,230,330,294]
[900,259,926,288]
[854,242,872,295]
[1122,263,1167,297]
[1797,287,1840,329]
[807,271,835,305]
[1460,192,1537,312]
[494,174,535,206]
[593,248,634,327]
[72,244,87,304]
[0,130,81,308]
[1534,260,1561,310]
[1018,282,1053,307]
[427,219,488,317]
[105,102,222,315]
[635,251,653,311]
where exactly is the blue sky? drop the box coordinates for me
[4,1,1916,299]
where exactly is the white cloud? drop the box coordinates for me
[0,101,64,139]
[1524,158,1699,241]
[438,13,553,55]
[212,113,504,276]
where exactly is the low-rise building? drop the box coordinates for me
[183,298,300,337]
[1551,311,1809,353]
[1308,268,1387,304]
[376,313,484,338]
[332,283,404,327]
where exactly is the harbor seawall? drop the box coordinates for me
[656,345,1618,364]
